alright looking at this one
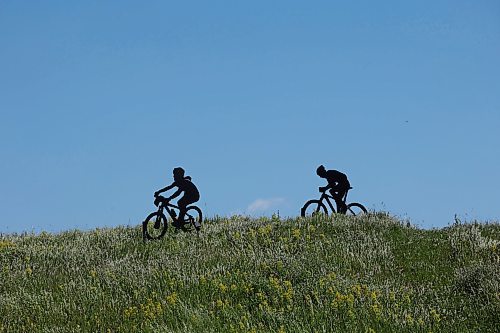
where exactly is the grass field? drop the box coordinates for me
[1,213,499,332]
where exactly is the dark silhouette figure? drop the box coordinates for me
[316,165,350,213]
[301,165,366,217]
[155,167,200,229]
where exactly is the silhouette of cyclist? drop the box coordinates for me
[154,167,200,229]
[316,165,350,213]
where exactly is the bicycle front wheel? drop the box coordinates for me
[301,200,328,217]
[182,206,203,232]
[143,212,168,240]
[345,203,367,216]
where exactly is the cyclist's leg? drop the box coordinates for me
[186,194,201,229]
[177,195,196,225]
[330,188,347,213]
[170,197,185,228]
[337,188,348,213]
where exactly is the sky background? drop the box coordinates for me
[1,0,499,233]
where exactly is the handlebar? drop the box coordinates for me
[153,194,179,209]
[154,195,168,207]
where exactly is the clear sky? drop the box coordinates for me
[1,1,499,233]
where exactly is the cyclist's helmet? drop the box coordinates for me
[316,165,326,176]
[173,167,185,179]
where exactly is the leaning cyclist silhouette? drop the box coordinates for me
[154,167,200,229]
[316,165,350,214]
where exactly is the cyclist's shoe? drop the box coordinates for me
[172,220,182,229]
[340,203,348,214]
[154,220,161,229]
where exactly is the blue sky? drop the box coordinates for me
[1,1,499,233]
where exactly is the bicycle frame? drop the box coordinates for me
[144,195,203,241]
[319,189,350,213]
[301,187,365,218]
[319,193,337,213]
[156,198,194,223]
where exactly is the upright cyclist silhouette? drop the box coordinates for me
[155,167,200,229]
[316,165,350,213]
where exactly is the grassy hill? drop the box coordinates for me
[1,213,499,332]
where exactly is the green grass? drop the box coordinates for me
[1,213,499,332]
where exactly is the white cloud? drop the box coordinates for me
[247,198,286,213]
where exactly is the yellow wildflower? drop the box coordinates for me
[166,292,178,305]
[430,309,441,322]
[352,284,362,297]
[371,303,382,318]
[219,283,227,293]
[0,241,15,249]
[216,299,224,308]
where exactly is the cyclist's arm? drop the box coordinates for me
[319,183,333,192]
[155,183,176,196]
[320,181,340,192]
[167,188,182,201]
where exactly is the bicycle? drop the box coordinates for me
[142,194,203,241]
[301,187,367,217]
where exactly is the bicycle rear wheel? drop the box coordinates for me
[301,200,328,217]
[143,212,168,240]
[182,206,203,232]
[345,203,367,216]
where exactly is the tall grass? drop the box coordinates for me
[1,214,499,332]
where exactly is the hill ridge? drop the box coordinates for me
[1,214,499,332]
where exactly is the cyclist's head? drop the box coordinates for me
[173,167,185,180]
[316,165,327,177]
